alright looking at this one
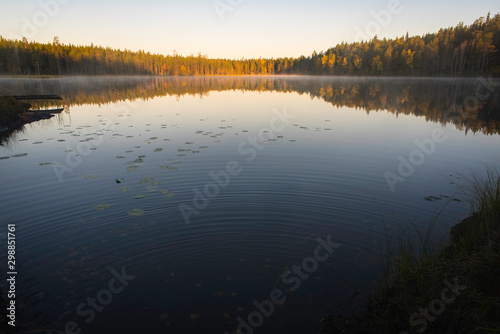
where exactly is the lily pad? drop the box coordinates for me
[12,153,28,158]
[164,193,175,198]
[160,165,177,170]
[154,148,163,152]
[39,162,56,166]
[126,159,144,164]
[152,181,163,186]
[134,194,147,199]
[127,209,145,216]
[116,156,126,159]
[139,177,154,184]
[119,186,131,192]
[126,165,139,172]
[32,141,43,144]
[83,174,101,179]
[0,156,10,160]
[160,190,171,194]
[93,204,111,211]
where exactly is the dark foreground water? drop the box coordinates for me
[1,76,499,334]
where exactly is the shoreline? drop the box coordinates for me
[319,191,500,334]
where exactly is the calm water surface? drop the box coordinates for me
[1,76,499,333]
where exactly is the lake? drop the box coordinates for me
[1,76,499,334]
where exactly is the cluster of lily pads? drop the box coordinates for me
[91,174,175,217]
[3,115,303,222]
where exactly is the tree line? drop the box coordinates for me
[0,13,498,77]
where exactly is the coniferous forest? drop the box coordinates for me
[0,13,499,77]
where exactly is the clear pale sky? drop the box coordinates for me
[1,0,499,59]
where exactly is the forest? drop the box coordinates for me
[0,13,499,77]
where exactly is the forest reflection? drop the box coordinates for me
[2,76,499,135]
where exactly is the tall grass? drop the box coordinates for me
[462,167,500,221]
[450,167,500,252]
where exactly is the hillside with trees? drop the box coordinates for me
[0,14,499,77]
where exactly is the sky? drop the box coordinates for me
[1,0,499,59]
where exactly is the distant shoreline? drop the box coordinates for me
[1,74,496,80]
